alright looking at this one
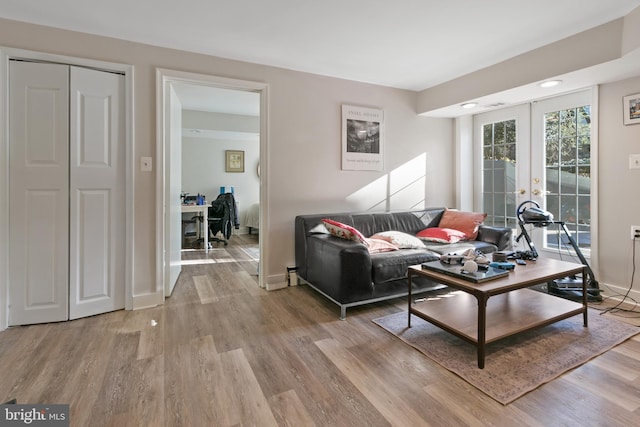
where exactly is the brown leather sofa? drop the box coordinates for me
[294,208,512,319]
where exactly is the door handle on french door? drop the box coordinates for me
[514,189,526,195]
[531,189,550,196]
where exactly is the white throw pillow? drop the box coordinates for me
[370,230,425,249]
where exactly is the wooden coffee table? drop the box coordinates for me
[407,258,587,368]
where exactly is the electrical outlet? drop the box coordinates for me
[631,225,640,240]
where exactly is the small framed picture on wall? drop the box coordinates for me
[225,150,245,173]
[623,93,640,125]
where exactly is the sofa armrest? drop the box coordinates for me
[304,235,374,302]
[476,225,512,251]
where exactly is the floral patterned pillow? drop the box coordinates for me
[321,219,368,246]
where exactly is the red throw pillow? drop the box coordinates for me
[437,209,487,240]
[416,227,467,244]
[321,219,368,246]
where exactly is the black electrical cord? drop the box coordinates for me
[597,236,640,318]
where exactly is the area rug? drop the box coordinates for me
[373,309,639,405]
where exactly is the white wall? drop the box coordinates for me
[598,75,640,300]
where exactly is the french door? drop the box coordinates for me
[474,89,594,259]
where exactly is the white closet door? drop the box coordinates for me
[68,67,125,319]
[8,61,70,325]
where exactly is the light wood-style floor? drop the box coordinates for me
[1,233,640,426]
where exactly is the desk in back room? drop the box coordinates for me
[181,204,208,251]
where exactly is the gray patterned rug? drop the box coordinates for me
[373,309,639,404]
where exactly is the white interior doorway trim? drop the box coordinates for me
[0,47,135,331]
[155,69,268,296]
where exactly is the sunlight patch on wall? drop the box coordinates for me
[389,153,427,210]
[346,174,389,211]
[347,153,427,211]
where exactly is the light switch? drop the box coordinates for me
[141,156,152,172]
[630,154,640,169]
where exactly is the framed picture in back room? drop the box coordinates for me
[225,150,245,172]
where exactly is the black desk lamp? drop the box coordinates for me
[515,200,602,302]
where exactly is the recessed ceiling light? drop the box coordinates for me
[461,102,478,109]
[539,80,562,88]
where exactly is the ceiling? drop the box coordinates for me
[171,83,260,116]
[2,0,639,115]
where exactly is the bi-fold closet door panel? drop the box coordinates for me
[68,66,125,320]
[8,61,125,326]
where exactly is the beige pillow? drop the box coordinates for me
[370,231,425,249]
[364,238,399,253]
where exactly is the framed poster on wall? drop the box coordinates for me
[341,105,384,171]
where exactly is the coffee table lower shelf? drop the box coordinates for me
[409,288,586,367]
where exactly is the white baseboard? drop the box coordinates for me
[132,292,163,310]
[598,281,640,306]
[266,282,288,291]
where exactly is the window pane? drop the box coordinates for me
[560,137,576,165]
[546,195,559,219]
[559,195,578,224]
[483,193,493,217]
[505,120,516,143]
[494,123,505,144]
[560,166,577,194]
[483,168,493,192]
[483,124,492,145]
[545,166,559,194]
[578,195,590,225]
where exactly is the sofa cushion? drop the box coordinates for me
[322,219,368,245]
[370,231,425,249]
[438,209,487,240]
[365,238,399,253]
[370,249,439,284]
[416,227,466,243]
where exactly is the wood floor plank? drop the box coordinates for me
[219,348,279,427]
[268,389,317,427]
[193,274,219,304]
[588,350,640,381]
[562,363,640,412]
[315,338,430,427]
